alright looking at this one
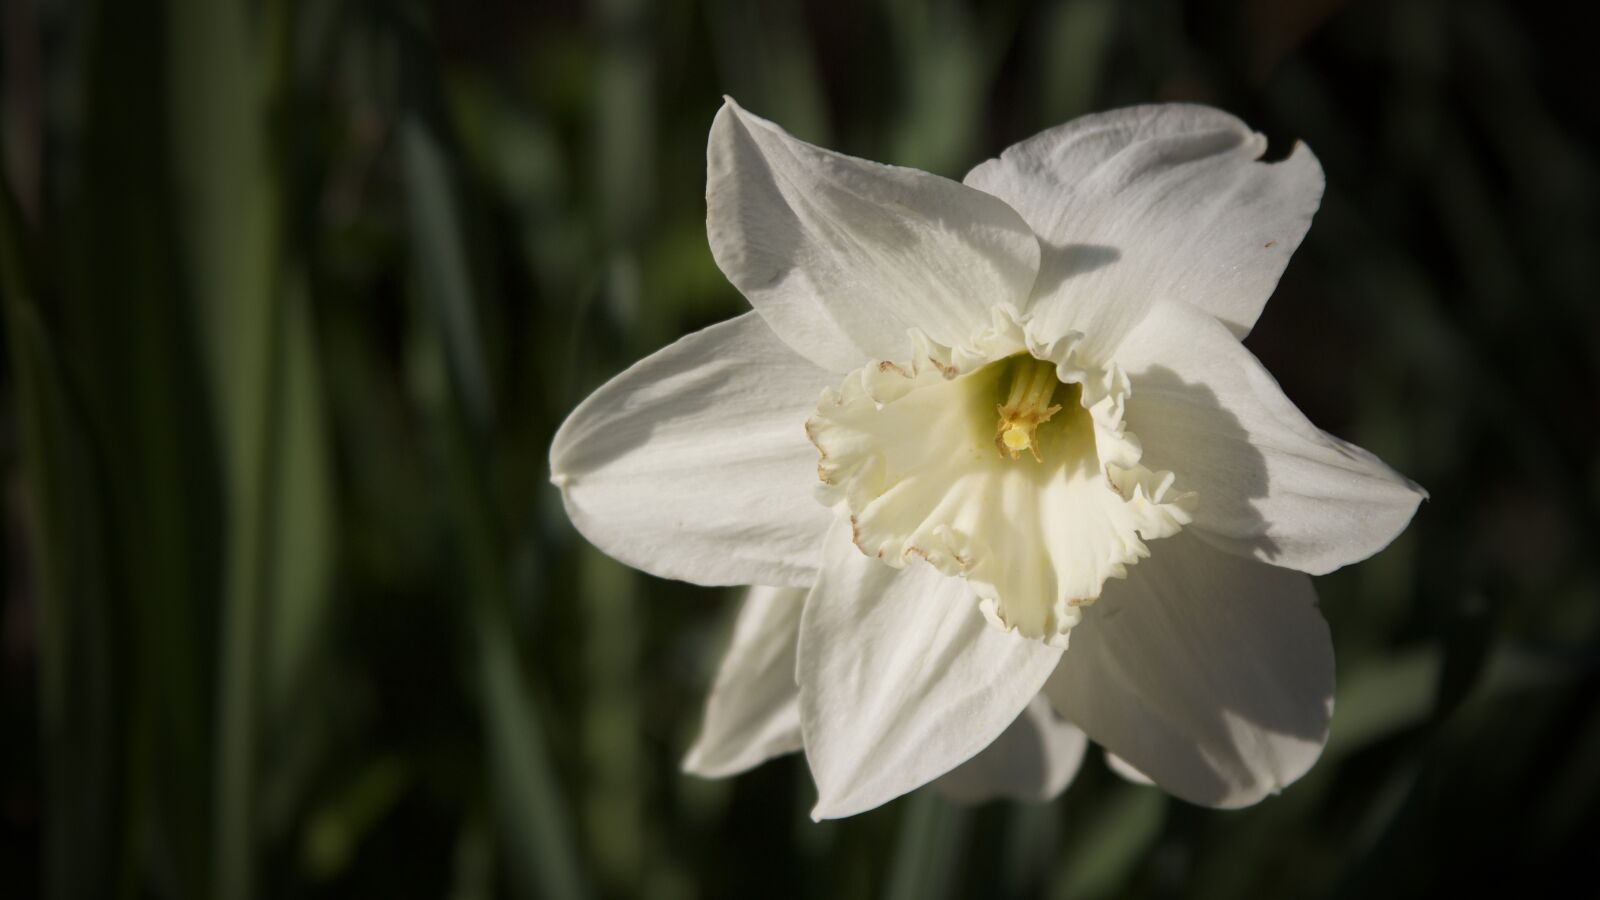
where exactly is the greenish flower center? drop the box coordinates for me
[992,355,1084,463]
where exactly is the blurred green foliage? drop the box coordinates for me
[2,0,1597,897]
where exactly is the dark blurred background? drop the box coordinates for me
[2,0,1597,897]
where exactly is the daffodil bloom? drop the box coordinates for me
[550,100,1424,818]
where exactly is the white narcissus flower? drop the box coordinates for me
[550,99,1425,818]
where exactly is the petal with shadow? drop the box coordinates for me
[1044,533,1332,809]
[709,98,1041,373]
[934,696,1088,804]
[1116,300,1424,575]
[965,104,1322,352]
[684,584,807,777]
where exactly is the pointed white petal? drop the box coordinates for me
[683,585,807,777]
[708,98,1041,373]
[1104,751,1156,787]
[1116,300,1425,574]
[550,313,835,587]
[933,697,1088,804]
[965,104,1323,351]
[1044,533,1333,808]
[798,520,1063,819]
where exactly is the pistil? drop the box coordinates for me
[995,357,1063,462]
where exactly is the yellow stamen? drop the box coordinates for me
[1002,424,1033,452]
[995,357,1063,462]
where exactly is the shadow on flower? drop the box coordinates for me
[1031,241,1122,298]
[1127,363,1279,561]
[1043,363,1336,808]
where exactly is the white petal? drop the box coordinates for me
[1043,533,1333,808]
[683,585,806,777]
[550,313,835,587]
[708,98,1041,373]
[933,697,1088,804]
[1116,299,1425,575]
[798,520,1063,819]
[1104,751,1155,787]
[965,104,1323,352]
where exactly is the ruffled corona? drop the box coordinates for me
[806,308,1196,647]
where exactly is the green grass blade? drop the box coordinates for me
[884,792,971,900]
[166,0,318,897]
[400,107,589,900]
[72,0,227,893]
[1,178,121,900]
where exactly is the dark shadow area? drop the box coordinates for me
[1128,363,1281,561]
[1030,241,1122,299]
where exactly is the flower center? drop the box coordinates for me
[995,356,1064,461]
[805,319,1195,647]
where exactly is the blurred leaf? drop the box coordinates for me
[998,802,1061,898]
[302,757,411,879]
[262,278,335,727]
[400,102,588,900]
[884,0,1019,174]
[167,0,328,897]
[1034,0,1118,123]
[1527,702,1600,848]
[477,605,588,900]
[401,118,494,431]
[884,793,971,900]
[449,814,496,900]
[579,547,647,889]
[63,0,231,893]
[1,180,120,900]
[1324,648,1440,760]
[705,0,830,144]
[1050,784,1166,900]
